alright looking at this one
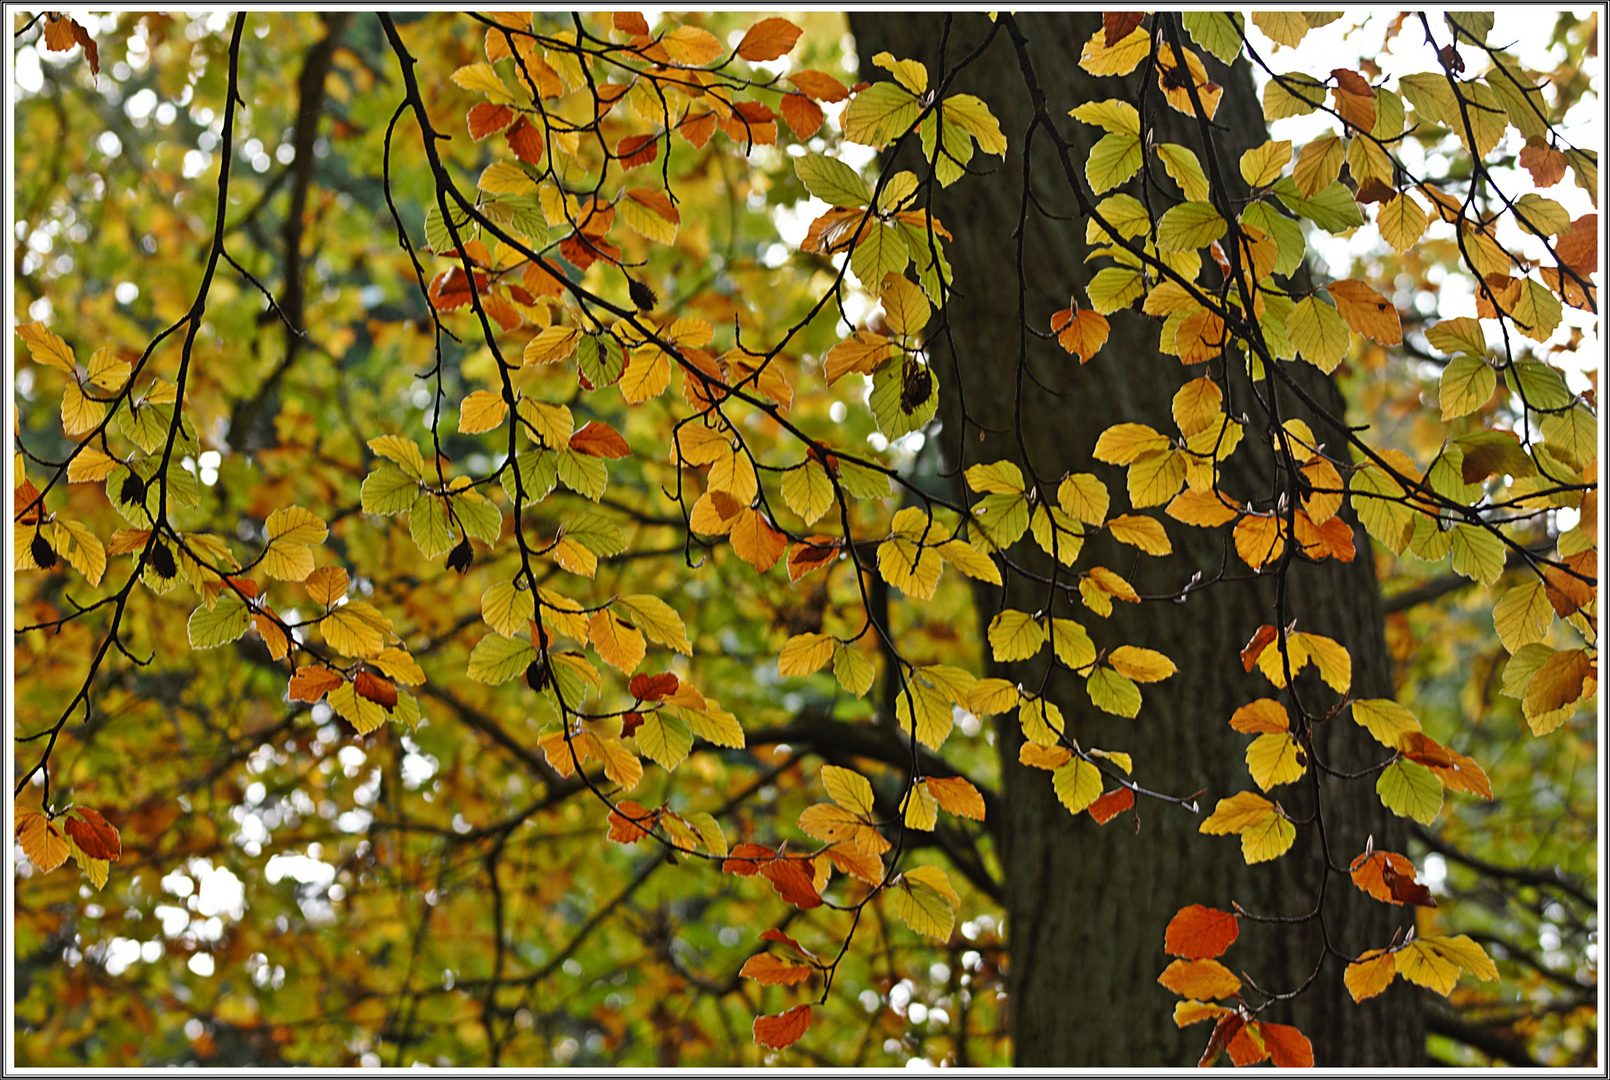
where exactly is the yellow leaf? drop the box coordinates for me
[1200,790,1275,834]
[1246,733,1306,790]
[821,764,874,815]
[481,579,535,638]
[890,864,958,940]
[935,538,1001,585]
[1094,423,1170,465]
[1239,139,1292,187]
[1127,450,1186,507]
[458,390,509,434]
[86,346,130,391]
[1394,939,1461,996]
[1052,758,1102,815]
[1230,699,1290,734]
[1108,514,1172,556]
[1057,473,1109,525]
[369,434,425,479]
[1350,698,1421,747]
[372,647,426,685]
[1108,645,1176,683]
[452,61,514,103]
[1240,811,1296,863]
[1172,377,1224,437]
[266,506,328,546]
[878,535,943,599]
[1051,618,1096,671]
[1234,514,1285,569]
[1018,697,1065,746]
[17,322,76,372]
[1286,296,1350,373]
[620,347,671,402]
[61,381,105,436]
[262,539,315,582]
[321,600,392,658]
[902,781,938,830]
[67,446,119,483]
[1080,25,1150,77]
[779,632,834,677]
[1492,581,1553,651]
[988,609,1045,662]
[306,566,349,607]
[16,808,71,872]
[615,594,692,655]
[1345,949,1398,1002]
[588,609,646,673]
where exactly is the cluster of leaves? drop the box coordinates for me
[11,7,1597,1067]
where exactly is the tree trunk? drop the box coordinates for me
[847,12,1424,1066]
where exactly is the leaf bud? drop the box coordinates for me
[119,471,146,506]
[446,536,474,573]
[30,532,58,570]
[628,277,658,313]
[149,541,177,580]
[524,656,549,692]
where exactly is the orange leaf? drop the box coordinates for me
[1056,308,1111,363]
[1199,1013,1246,1068]
[466,102,516,141]
[761,926,815,958]
[354,671,398,711]
[1103,11,1145,47]
[1240,625,1278,672]
[569,420,631,459]
[732,508,787,573]
[1519,139,1568,187]
[926,776,986,821]
[506,117,545,165]
[613,11,649,35]
[1329,68,1377,132]
[63,807,121,860]
[789,69,850,103]
[787,538,839,582]
[736,17,802,62]
[629,672,679,701]
[1349,849,1415,904]
[607,800,657,844]
[740,952,813,986]
[1164,904,1239,959]
[1344,949,1397,1002]
[679,110,718,148]
[1327,279,1402,345]
[1089,786,1135,824]
[287,666,343,703]
[1226,1019,1270,1066]
[1157,958,1241,1000]
[779,92,824,140]
[1256,1022,1314,1068]
[253,610,290,660]
[1229,698,1289,734]
[760,856,823,909]
[616,133,659,170]
[1233,514,1285,569]
[753,1004,812,1049]
[723,841,775,876]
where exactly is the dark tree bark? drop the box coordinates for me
[847,12,1424,1066]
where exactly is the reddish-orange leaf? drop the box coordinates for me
[1349,849,1416,904]
[467,102,516,141]
[1157,958,1241,1000]
[522,258,567,300]
[629,672,679,701]
[63,808,121,861]
[225,575,261,601]
[1164,904,1239,959]
[723,841,775,876]
[736,17,802,62]
[753,1004,812,1050]
[1056,307,1111,363]
[779,92,825,140]
[739,952,813,986]
[620,710,644,738]
[14,479,44,524]
[789,69,850,102]
[721,100,778,146]
[732,508,787,573]
[926,776,986,821]
[1329,68,1377,132]
[506,116,545,164]
[787,538,839,582]
[1103,11,1145,47]
[617,133,659,169]
[1381,858,1438,907]
[607,800,657,844]
[1239,625,1278,672]
[569,420,631,459]
[287,666,344,703]
[1226,1019,1271,1066]
[825,844,884,884]
[1089,786,1135,825]
[679,110,718,148]
[1544,550,1597,617]
[761,926,816,958]
[1199,1013,1246,1068]
[613,11,650,35]
[760,856,823,909]
[354,671,398,711]
[559,234,620,273]
[429,267,476,311]
[1256,1022,1314,1068]
[1519,139,1569,188]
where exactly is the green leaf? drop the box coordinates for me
[940,93,1007,156]
[795,154,870,207]
[1286,296,1350,373]
[1052,759,1102,815]
[1155,202,1226,252]
[782,462,835,525]
[1087,667,1142,718]
[1086,267,1145,314]
[843,81,920,148]
[1377,759,1443,825]
[482,579,535,638]
[1182,11,1245,64]
[456,493,502,545]
[501,449,558,505]
[555,448,608,500]
[1439,356,1496,421]
[1449,524,1505,585]
[1240,201,1306,277]
[1427,317,1488,358]
[578,334,625,388]
[1271,178,1364,233]
[1086,131,1142,194]
[466,633,537,684]
[409,493,455,558]
[1155,144,1210,202]
[1263,72,1327,120]
[1510,358,1573,411]
[869,357,937,439]
[564,510,629,557]
[1350,698,1421,748]
[188,597,251,649]
[833,642,876,697]
[636,711,693,771]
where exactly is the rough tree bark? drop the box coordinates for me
[847,12,1425,1066]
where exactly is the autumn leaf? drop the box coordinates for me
[1164,904,1239,959]
[753,1004,812,1049]
[740,952,812,986]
